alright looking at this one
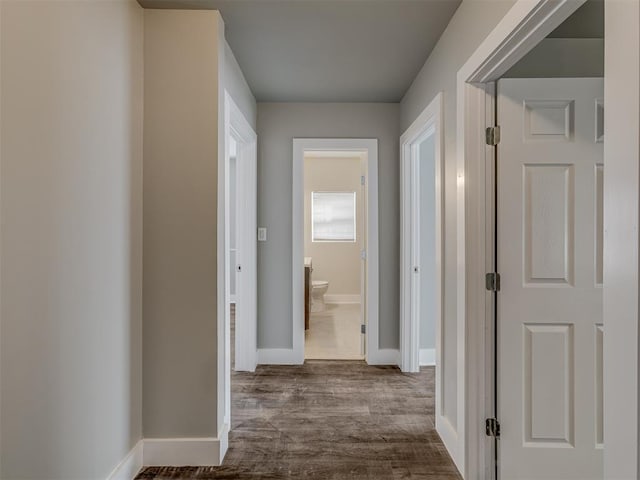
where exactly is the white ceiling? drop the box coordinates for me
[138,0,462,102]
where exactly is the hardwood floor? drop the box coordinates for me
[137,307,460,479]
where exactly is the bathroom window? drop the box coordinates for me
[311,192,356,242]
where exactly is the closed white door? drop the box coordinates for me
[497,78,604,479]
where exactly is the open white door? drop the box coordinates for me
[225,92,258,378]
[360,157,367,357]
[497,78,604,479]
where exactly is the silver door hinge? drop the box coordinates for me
[486,418,500,438]
[361,249,366,260]
[486,126,501,146]
[361,175,366,186]
[361,324,366,334]
[485,272,501,292]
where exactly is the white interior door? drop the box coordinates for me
[497,78,604,479]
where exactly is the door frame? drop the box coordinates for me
[459,0,640,478]
[218,91,257,432]
[291,138,381,364]
[399,94,444,363]
[399,91,449,450]
[455,0,593,477]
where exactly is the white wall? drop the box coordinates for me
[0,0,143,477]
[400,0,516,434]
[304,156,363,297]
[143,9,223,439]
[257,103,400,350]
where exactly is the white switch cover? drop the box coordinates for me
[258,227,267,242]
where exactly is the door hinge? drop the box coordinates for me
[361,175,366,186]
[361,324,366,334]
[361,249,367,260]
[485,418,500,438]
[485,272,501,292]
[486,126,501,146]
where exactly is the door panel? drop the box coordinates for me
[497,78,604,479]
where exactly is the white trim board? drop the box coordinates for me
[143,424,229,468]
[105,426,230,479]
[106,441,143,480]
[292,138,380,366]
[366,348,399,366]
[419,348,435,367]
[454,0,591,478]
[257,348,301,365]
[324,294,361,304]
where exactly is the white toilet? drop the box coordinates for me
[311,280,329,312]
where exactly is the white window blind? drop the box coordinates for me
[311,192,356,242]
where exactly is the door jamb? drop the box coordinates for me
[291,138,380,365]
[456,0,588,477]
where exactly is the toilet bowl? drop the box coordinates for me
[311,280,329,312]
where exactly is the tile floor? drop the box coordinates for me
[305,303,364,360]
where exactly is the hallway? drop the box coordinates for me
[137,361,460,479]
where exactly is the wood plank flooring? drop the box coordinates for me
[137,361,461,479]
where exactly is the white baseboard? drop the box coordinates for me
[143,424,229,467]
[218,423,230,462]
[324,294,361,304]
[419,348,436,366]
[257,348,303,365]
[436,415,461,473]
[106,440,143,480]
[367,348,400,366]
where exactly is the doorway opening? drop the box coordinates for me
[292,139,381,364]
[399,92,448,444]
[492,3,604,476]
[303,152,366,360]
[455,0,611,478]
[219,92,258,440]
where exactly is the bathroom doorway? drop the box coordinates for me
[292,139,383,364]
[303,152,365,360]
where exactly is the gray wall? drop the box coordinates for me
[0,0,143,478]
[224,40,257,129]
[504,38,604,78]
[143,9,223,438]
[400,0,516,430]
[257,103,400,350]
[419,135,436,351]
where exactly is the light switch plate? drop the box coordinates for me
[258,227,267,242]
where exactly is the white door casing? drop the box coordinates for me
[290,139,380,365]
[497,78,604,479]
[399,93,451,460]
[223,91,258,382]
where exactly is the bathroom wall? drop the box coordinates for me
[304,156,363,299]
